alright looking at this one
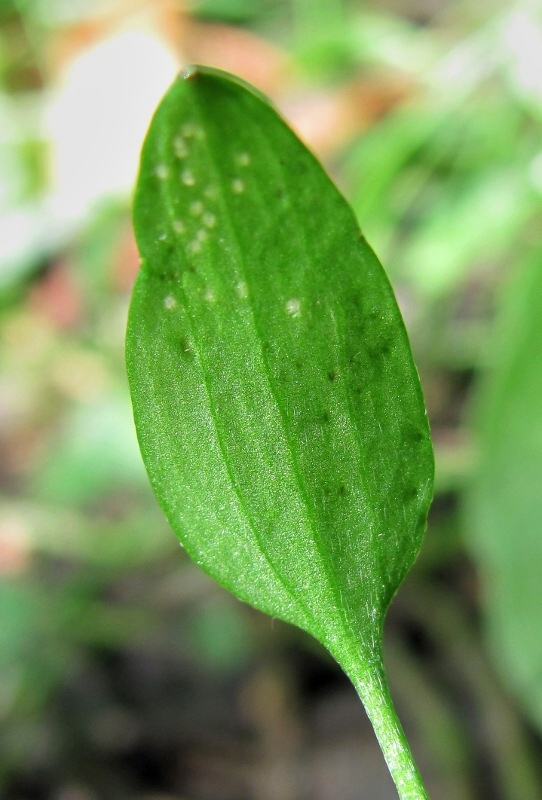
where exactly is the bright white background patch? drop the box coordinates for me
[46,30,178,224]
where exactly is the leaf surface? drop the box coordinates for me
[127,65,433,676]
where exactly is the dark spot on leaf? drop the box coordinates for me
[323,484,348,501]
[368,336,393,367]
[403,486,419,503]
[322,411,331,424]
[295,360,303,370]
[328,371,336,382]
[405,426,426,444]
[179,337,193,358]
[156,270,176,282]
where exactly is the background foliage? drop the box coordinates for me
[1,1,541,798]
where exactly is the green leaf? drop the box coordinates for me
[465,256,542,732]
[127,66,433,799]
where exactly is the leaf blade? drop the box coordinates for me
[465,256,542,730]
[127,65,434,662]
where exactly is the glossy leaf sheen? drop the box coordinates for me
[127,67,433,790]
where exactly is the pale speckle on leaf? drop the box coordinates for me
[236,281,248,300]
[181,169,196,186]
[286,298,301,317]
[182,122,205,140]
[173,136,188,158]
[181,122,196,138]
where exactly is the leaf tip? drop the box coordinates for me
[179,64,200,81]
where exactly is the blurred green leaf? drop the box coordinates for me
[466,255,542,731]
[0,579,38,673]
[190,0,269,24]
[186,598,252,673]
[345,104,444,226]
[399,169,532,297]
[33,396,149,506]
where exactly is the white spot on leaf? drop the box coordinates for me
[188,229,208,253]
[172,219,185,234]
[164,294,176,309]
[181,121,205,141]
[173,136,188,158]
[181,122,195,138]
[190,200,204,216]
[155,164,169,180]
[181,169,196,186]
[286,298,301,317]
[236,152,250,166]
[232,178,245,194]
[236,281,248,299]
[203,211,216,228]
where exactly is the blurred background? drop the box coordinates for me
[1,0,542,798]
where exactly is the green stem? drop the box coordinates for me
[347,659,430,800]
